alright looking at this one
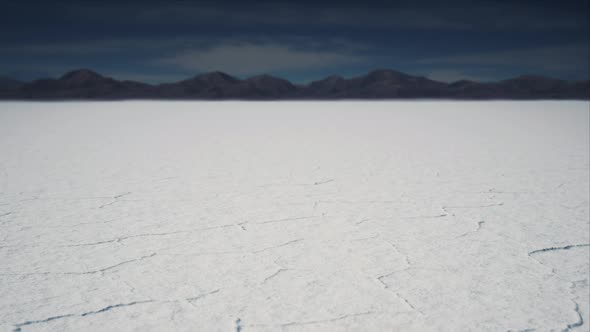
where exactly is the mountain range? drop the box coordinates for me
[0,69,588,100]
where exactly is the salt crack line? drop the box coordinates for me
[0,212,13,224]
[562,301,584,332]
[252,239,304,253]
[402,214,447,219]
[443,202,504,210]
[65,239,118,247]
[455,221,485,238]
[13,300,153,331]
[356,218,370,225]
[246,311,376,328]
[375,271,424,315]
[98,192,132,209]
[64,222,254,247]
[113,192,132,199]
[0,253,158,277]
[441,202,503,216]
[98,201,118,209]
[377,272,395,289]
[186,289,221,306]
[163,239,304,257]
[281,311,376,327]
[350,233,379,241]
[382,239,412,267]
[13,314,75,332]
[254,216,317,225]
[64,231,186,247]
[314,178,335,186]
[80,300,153,316]
[529,244,590,256]
[65,253,157,275]
[395,292,425,316]
[261,268,288,284]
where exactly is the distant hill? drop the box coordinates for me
[157,71,240,98]
[157,72,301,99]
[0,76,23,93]
[0,68,587,100]
[11,69,154,99]
[302,69,449,98]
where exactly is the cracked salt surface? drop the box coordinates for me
[0,101,588,331]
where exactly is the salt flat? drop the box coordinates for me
[0,101,588,332]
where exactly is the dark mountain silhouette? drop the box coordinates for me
[305,75,348,98]
[157,72,301,99]
[494,75,585,99]
[302,69,449,98]
[10,69,153,99]
[239,75,301,99]
[0,77,23,97]
[0,68,587,100]
[445,75,590,99]
[157,71,241,98]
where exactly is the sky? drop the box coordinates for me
[0,0,588,83]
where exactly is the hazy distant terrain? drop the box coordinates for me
[0,101,588,331]
[0,69,588,100]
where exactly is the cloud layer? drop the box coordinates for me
[155,44,365,75]
[1,1,588,82]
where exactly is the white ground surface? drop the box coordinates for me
[0,101,588,332]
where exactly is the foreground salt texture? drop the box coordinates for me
[0,101,588,331]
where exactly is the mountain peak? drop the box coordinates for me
[248,74,292,84]
[0,76,23,90]
[308,75,345,86]
[366,69,408,79]
[193,71,239,84]
[60,69,104,81]
[247,74,288,82]
[318,75,344,82]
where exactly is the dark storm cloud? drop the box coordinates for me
[1,0,588,82]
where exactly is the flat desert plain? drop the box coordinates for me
[0,101,589,331]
